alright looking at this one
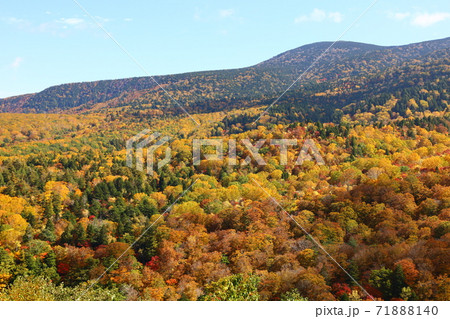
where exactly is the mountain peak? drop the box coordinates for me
[1,37,449,114]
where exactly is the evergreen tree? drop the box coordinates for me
[92,225,109,246]
[72,223,86,246]
[40,219,56,242]
[134,227,158,264]
[138,198,157,217]
[52,193,62,215]
[43,201,54,219]
[391,265,407,298]
[60,224,74,245]
[23,225,34,243]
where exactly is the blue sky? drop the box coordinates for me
[1,0,450,98]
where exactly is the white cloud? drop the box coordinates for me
[390,12,411,21]
[295,8,325,23]
[95,16,111,24]
[1,15,111,35]
[124,18,133,22]
[328,12,343,23]
[412,12,450,27]
[11,57,23,69]
[295,9,343,24]
[52,17,90,32]
[219,9,234,18]
[57,18,85,26]
[387,11,450,27]
[56,16,109,28]
[2,17,31,29]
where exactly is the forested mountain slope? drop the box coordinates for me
[0,37,449,301]
[0,37,449,117]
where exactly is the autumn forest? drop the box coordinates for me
[0,37,449,301]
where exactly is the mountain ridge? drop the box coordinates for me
[0,37,449,115]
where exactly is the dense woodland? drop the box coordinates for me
[0,38,449,301]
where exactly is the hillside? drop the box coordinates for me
[0,37,449,301]
[0,37,449,118]
[1,108,449,301]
